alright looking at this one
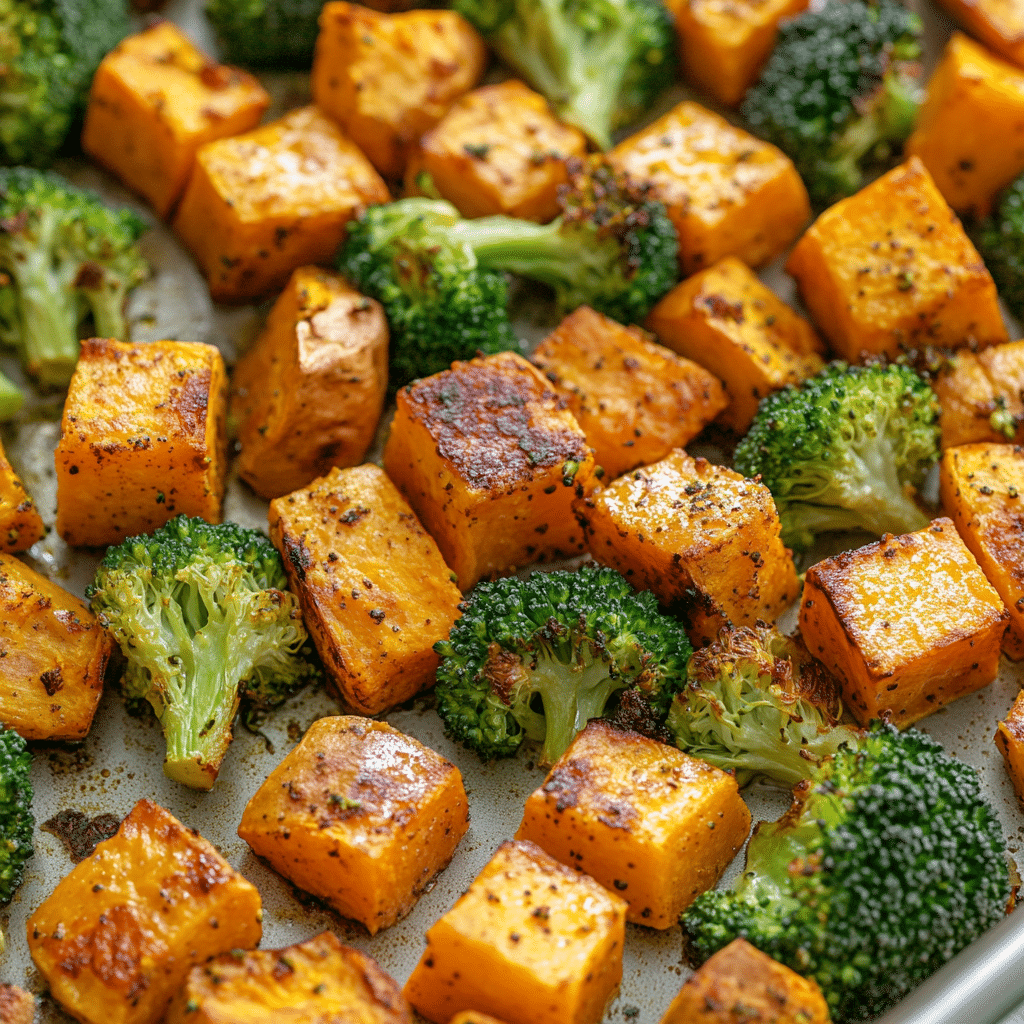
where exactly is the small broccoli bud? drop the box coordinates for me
[205,0,324,69]
[0,724,33,904]
[977,171,1024,322]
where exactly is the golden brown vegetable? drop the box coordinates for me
[996,690,1024,811]
[934,0,1024,68]
[449,1014,510,1024]
[0,438,44,553]
[238,717,469,935]
[0,984,34,1024]
[54,338,227,547]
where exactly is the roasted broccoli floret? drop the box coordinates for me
[87,515,313,790]
[667,622,862,787]
[733,362,940,551]
[977,171,1024,321]
[683,724,1010,1021]
[434,565,693,765]
[741,0,923,207]
[205,0,324,69]
[0,368,21,419]
[0,0,131,166]
[455,0,674,149]
[0,167,148,388]
[0,724,33,919]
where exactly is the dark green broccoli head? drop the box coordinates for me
[683,723,1010,1021]
[434,565,693,765]
[733,362,940,550]
[977,171,1024,321]
[0,0,131,166]
[741,0,923,207]
[87,515,312,790]
[455,0,675,149]
[205,0,325,68]
[0,166,148,387]
[338,198,519,388]
[0,723,33,909]
[667,622,862,787]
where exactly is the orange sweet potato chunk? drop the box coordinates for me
[996,690,1024,810]
[82,21,269,219]
[173,106,389,301]
[238,717,469,935]
[934,0,1024,69]
[786,157,1008,362]
[0,986,33,1024]
[531,306,727,480]
[799,519,1007,727]
[55,338,228,547]
[0,439,43,553]
[609,101,810,275]
[449,1015,510,1024]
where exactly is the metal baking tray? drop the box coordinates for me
[2,0,1024,1021]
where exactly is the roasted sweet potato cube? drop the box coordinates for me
[55,338,228,547]
[312,2,486,181]
[383,352,597,590]
[786,157,1008,362]
[669,0,808,107]
[81,22,269,219]
[238,717,469,935]
[173,106,389,301]
[0,554,113,740]
[268,464,462,714]
[165,932,412,1024]
[646,256,825,432]
[403,839,626,1024]
[0,986,34,1024]
[516,720,750,928]
[800,519,1007,727]
[996,691,1024,810]
[403,81,588,222]
[609,102,810,275]
[934,0,1024,68]
[660,938,830,1024]
[449,1015,509,1024]
[27,799,262,1024]
[531,306,727,480]
[0,439,43,553]
[577,450,799,647]
[906,33,1024,217]
[231,267,388,499]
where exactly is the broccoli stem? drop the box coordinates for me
[0,369,22,420]
[82,280,128,341]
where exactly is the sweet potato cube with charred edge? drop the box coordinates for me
[786,157,1008,363]
[231,267,388,500]
[996,691,1024,811]
[515,720,750,928]
[934,0,1024,69]
[383,352,597,590]
[238,717,469,935]
[531,306,727,480]
[668,0,809,108]
[932,340,1024,449]
[403,839,626,1024]
[0,985,34,1024]
[81,22,269,219]
[609,101,810,275]
[268,464,462,714]
[312,2,486,181]
[0,554,113,740]
[577,450,799,648]
[165,931,412,1024]
[660,938,830,1024]
[55,338,228,547]
[799,519,1007,728]
[906,33,1024,218]
[939,443,1024,660]
[449,1015,510,1024]
[27,799,262,1024]
[0,438,43,553]
[173,106,389,301]
[646,256,825,432]
[403,80,588,222]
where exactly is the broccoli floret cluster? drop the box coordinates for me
[734,362,940,551]
[0,167,148,388]
[434,565,693,766]
[0,723,33,923]
[976,171,1024,321]
[87,515,313,790]
[667,623,862,787]
[742,0,923,207]
[454,0,675,150]
[683,724,1010,1021]
[205,0,325,69]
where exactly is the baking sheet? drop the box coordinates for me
[3,1,1024,1021]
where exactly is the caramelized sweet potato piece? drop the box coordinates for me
[0,985,34,1024]
[934,0,1024,69]
[996,690,1024,811]
[0,438,43,553]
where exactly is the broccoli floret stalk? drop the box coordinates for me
[454,0,675,149]
[0,168,149,388]
[87,515,313,791]
[205,0,324,69]
[0,724,33,916]
[977,171,1024,321]
[741,0,924,207]
[667,623,862,787]
[434,565,692,765]
[734,362,940,551]
[0,368,21,419]
[683,724,1010,1021]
